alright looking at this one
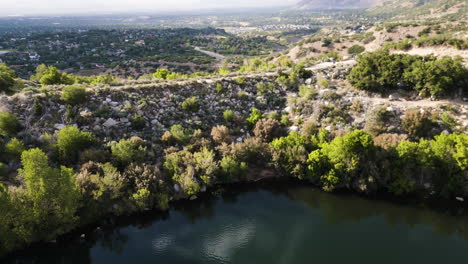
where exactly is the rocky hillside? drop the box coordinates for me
[367,0,467,20]
[294,0,382,10]
[1,66,466,159]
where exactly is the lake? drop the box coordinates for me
[6,182,468,263]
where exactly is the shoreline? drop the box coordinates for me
[3,175,467,262]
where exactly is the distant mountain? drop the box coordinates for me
[293,0,383,10]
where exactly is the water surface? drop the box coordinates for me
[7,183,468,263]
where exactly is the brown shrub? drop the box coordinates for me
[211,125,232,144]
[300,119,318,137]
[253,119,283,142]
[374,133,408,150]
[401,109,434,139]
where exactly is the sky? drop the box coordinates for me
[0,0,299,16]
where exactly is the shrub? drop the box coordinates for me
[215,83,224,93]
[0,112,21,137]
[253,119,283,142]
[219,156,247,183]
[5,138,25,160]
[237,91,249,100]
[170,124,191,144]
[280,115,292,126]
[57,126,96,163]
[79,148,111,164]
[223,110,236,123]
[211,125,231,144]
[246,108,263,129]
[111,137,147,167]
[440,112,458,131]
[347,45,365,55]
[374,133,408,150]
[364,105,394,136]
[39,66,74,86]
[300,120,318,137]
[131,114,146,130]
[401,109,434,139]
[181,96,199,112]
[61,86,87,106]
[0,63,16,93]
[228,137,271,165]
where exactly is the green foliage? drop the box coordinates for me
[0,63,16,93]
[347,45,365,55]
[246,108,263,129]
[271,132,310,179]
[5,138,25,160]
[33,98,43,117]
[111,137,147,167]
[153,68,171,79]
[0,112,21,137]
[38,66,75,86]
[19,148,79,242]
[403,56,468,96]
[130,114,146,130]
[57,126,96,163]
[348,51,468,96]
[223,109,236,123]
[307,130,376,191]
[61,86,88,106]
[219,156,247,183]
[181,96,199,112]
[215,83,224,93]
[170,124,192,144]
[164,148,218,194]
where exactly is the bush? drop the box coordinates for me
[111,137,147,167]
[39,66,74,86]
[0,63,16,93]
[246,108,264,129]
[364,105,394,136]
[131,114,146,130]
[181,96,199,112]
[253,119,283,142]
[0,112,21,137]
[347,45,365,55]
[57,126,96,163]
[61,86,87,106]
[223,110,236,123]
[219,156,247,183]
[5,138,25,160]
[170,124,191,144]
[211,125,231,144]
[401,109,434,139]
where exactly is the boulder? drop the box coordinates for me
[103,118,118,128]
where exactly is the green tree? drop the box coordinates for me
[0,63,16,94]
[19,148,79,241]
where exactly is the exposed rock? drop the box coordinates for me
[103,118,118,128]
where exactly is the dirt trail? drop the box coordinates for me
[194,46,226,60]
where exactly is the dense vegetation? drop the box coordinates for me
[0,102,466,256]
[348,51,468,97]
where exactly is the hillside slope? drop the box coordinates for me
[367,0,468,20]
[294,0,382,9]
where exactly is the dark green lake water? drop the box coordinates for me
[7,183,468,263]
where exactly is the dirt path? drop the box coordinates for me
[306,60,357,71]
[194,46,226,60]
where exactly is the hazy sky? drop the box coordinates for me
[1,0,298,16]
